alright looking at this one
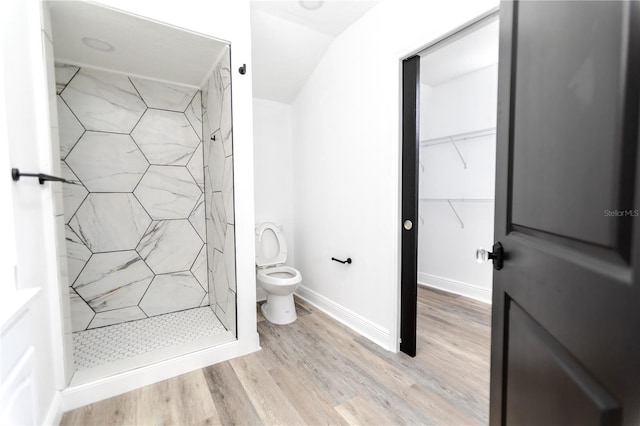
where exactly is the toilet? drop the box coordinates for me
[255,223,302,324]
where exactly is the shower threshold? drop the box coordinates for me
[69,307,235,386]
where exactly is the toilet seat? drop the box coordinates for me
[255,223,287,267]
[257,265,302,286]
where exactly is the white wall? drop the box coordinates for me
[253,98,295,300]
[420,65,498,139]
[418,65,498,303]
[291,0,498,351]
[253,98,295,261]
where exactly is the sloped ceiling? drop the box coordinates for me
[250,1,380,103]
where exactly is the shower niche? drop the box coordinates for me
[47,1,237,381]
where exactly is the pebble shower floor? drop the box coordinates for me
[72,307,227,370]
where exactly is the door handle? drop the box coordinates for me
[403,220,413,230]
[476,242,504,270]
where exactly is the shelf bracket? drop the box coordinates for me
[447,200,464,228]
[450,138,467,169]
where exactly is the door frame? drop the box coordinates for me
[399,8,500,357]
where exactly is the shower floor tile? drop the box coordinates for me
[72,307,227,370]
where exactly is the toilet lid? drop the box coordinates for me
[255,223,287,267]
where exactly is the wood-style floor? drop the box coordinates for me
[61,287,491,425]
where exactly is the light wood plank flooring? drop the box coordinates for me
[61,287,491,425]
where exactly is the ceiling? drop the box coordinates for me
[48,1,227,88]
[420,18,500,87]
[250,0,380,103]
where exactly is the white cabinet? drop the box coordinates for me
[1,289,39,425]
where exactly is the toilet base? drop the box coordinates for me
[261,294,297,325]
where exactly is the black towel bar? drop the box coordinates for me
[11,168,78,185]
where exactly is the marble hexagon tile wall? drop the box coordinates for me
[55,63,222,332]
[202,47,237,336]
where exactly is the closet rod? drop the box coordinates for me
[420,127,496,146]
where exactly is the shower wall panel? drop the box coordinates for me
[202,47,237,335]
[56,63,210,331]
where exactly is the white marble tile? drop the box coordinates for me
[61,68,146,133]
[206,70,224,133]
[129,78,197,112]
[219,49,231,90]
[55,63,79,94]
[201,84,208,115]
[222,290,236,336]
[191,245,208,290]
[134,165,200,220]
[66,131,148,192]
[222,156,234,224]
[65,225,92,285]
[57,96,84,159]
[207,268,216,307]
[72,307,227,370]
[139,272,205,317]
[223,224,236,292]
[74,251,154,312]
[61,161,88,224]
[70,193,151,252]
[212,249,229,313]
[70,289,95,332]
[136,220,203,274]
[185,91,203,140]
[221,88,233,157]
[207,192,226,252]
[202,110,211,160]
[131,109,200,166]
[88,306,147,329]
[200,292,209,307]
[206,135,225,192]
[189,194,206,242]
[186,142,204,190]
[56,216,70,288]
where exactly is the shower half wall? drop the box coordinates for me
[57,51,236,341]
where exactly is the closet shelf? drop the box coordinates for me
[420,198,494,202]
[419,127,496,147]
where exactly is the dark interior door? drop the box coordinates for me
[400,55,420,357]
[491,1,640,424]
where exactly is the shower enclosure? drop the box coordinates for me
[47,1,237,384]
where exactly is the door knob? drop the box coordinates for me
[476,242,504,270]
[403,220,413,230]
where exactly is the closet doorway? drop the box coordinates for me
[400,11,499,356]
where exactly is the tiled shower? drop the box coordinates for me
[56,49,237,371]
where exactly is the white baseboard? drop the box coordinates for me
[61,334,259,412]
[418,273,492,304]
[295,285,392,350]
[42,390,62,425]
